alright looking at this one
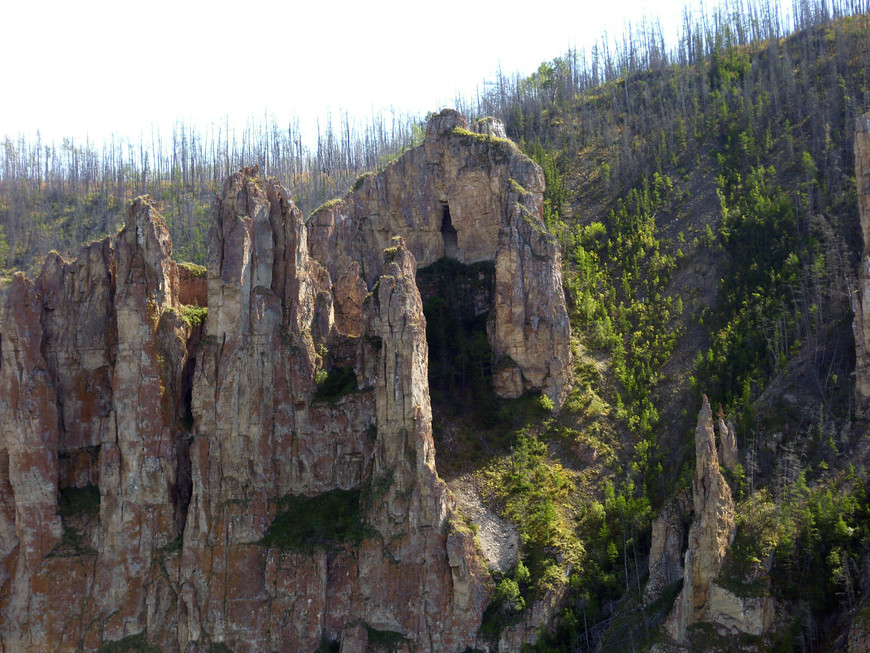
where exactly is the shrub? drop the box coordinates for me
[260,489,369,551]
[313,367,358,402]
[59,484,100,517]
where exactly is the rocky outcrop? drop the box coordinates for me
[308,109,572,406]
[0,111,567,651]
[705,584,775,636]
[0,166,495,651]
[0,198,193,650]
[358,238,491,649]
[644,489,690,606]
[848,604,870,653]
[716,412,738,472]
[0,273,64,645]
[659,399,777,645]
[852,113,870,409]
[664,397,776,645]
[666,396,736,642]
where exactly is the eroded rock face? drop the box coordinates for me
[0,274,64,646]
[666,396,736,642]
[0,198,193,650]
[659,400,777,645]
[644,489,690,606]
[716,415,738,472]
[308,109,572,405]
[853,113,870,409]
[0,169,492,652]
[706,584,775,636]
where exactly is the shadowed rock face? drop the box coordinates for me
[0,163,496,651]
[308,109,573,406]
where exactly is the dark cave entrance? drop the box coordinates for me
[417,258,495,426]
[440,203,459,259]
[418,258,555,474]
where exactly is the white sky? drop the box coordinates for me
[0,0,716,147]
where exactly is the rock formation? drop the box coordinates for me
[644,490,690,606]
[2,106,582,648]
[0,110,572,651]
[307,109,572,406]
[852,113,870,409]
[665,396,736,642]
[716,410,738,472]
[662,398,775,643]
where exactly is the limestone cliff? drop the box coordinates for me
[308,109,572,406]
[853,113,870,409]
[0,164,498,651]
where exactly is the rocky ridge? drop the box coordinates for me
[0,111,572,652]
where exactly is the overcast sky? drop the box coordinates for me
[0,0,735,146]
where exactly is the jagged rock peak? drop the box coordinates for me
[425,107,470,138]
[665,395,736,642]
[117,195,177,311]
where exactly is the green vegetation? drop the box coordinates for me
[310,198,344,217]
[179,304,207,328]
[159,534,183,555]
[313,366,358,402]
[48,528,98,558]
[97,633,160,653]
[58,484,100,517]
[260,489,370,551]
[483,432,581,591]
[363,624,409,653]
[351,171,374,192]
[449,126,518,152]
[207,644,233,653]
[177,261,206,277]
[313,638,340,653]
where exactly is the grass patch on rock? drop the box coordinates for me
[313,366,358,402]
[59,484,100,517]
[97,632,160,653]
[261,488,370,551]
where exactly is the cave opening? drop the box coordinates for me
[417,258,554,474]
[440,203,459,259]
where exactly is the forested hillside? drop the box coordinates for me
[0,112,423,270]
[2,0,870,650]
[467,1,870,650]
